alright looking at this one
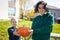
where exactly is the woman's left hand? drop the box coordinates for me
[26,29,33,40]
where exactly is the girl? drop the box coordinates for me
[31,1,54,40]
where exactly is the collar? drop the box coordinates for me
[38,12,47,16]
[12,26,18,28]
[44,12,47,14]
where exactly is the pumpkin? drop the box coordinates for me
[16,27,31,37]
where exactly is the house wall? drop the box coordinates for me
[49,9,60,18]
[0,0,20,20]
[0,0,8,19]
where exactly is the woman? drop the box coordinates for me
[31,1,54,40]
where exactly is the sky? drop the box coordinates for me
[0,0,60,19]
[43,0,60,9]
[24,0,60,10]
[35,0,60,9]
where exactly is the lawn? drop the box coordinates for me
[0,20,60,40]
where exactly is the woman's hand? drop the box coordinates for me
[29,29,33,37]
[26,29,33,40]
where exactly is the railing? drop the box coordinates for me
[51,33,60,40]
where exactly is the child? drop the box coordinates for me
[8,17,21,40]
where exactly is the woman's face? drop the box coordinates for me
[38,4,45,13]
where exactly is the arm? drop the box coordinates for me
[8,28,20,36]
[13,30,20,36]
[8,28,13,36]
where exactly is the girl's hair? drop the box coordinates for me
[10,16,18,24]
[35,1,48,13]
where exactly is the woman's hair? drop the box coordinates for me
[35,1,48,13]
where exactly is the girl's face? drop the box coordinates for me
[11,19,17,27]
[38,4,45,13]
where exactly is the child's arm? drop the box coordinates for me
[8,28,13,36]
[13,30,20,36]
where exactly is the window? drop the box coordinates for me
[8,0,16,2]
[8,8,16,18]
[8,0,16,18]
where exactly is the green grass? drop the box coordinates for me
[52,24,60,34]
[0,20,60,40]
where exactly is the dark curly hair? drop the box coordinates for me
[35,1,48,13]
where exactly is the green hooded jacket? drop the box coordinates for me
[31,12,54,40]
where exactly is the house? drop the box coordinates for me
[47,5,60,18]
[47,5,60,23]
[0,0,19,20]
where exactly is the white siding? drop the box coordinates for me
[0,0,8,19]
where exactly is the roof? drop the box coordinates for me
[47,5,60,9]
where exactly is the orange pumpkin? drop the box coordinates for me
[16,27,31,37]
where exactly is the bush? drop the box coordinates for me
[0,20,60,40]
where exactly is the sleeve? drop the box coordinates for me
[33,15,54,34]
[8,28,14,36]
[31,17,39,29]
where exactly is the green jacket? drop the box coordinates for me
[31,12,54,40]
